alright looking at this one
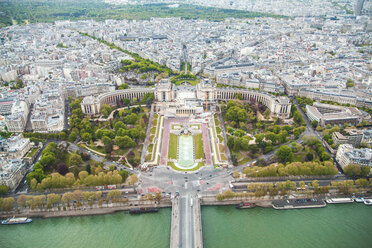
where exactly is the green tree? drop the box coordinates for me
[114,121,126,132]
[69,154,83,168]
[361,166,370,177]
[114,135,136,148]
[102,136,112,145]
[0,185,10,194]
[81,132,92,142]
[118,83,129,90]
[68,131,78,142]
[118,170,129,182]
[311,120,318,128]
[276,145,293,163]
[100,104,112,117]
[123,113,138,124]
[343,164,362,177]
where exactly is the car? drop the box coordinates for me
[184,176,188,179]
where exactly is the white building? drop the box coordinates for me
[336,144,372,169]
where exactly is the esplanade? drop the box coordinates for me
[81,79,291,118]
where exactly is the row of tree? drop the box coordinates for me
[242,161,338,177]
[29,170,133,191]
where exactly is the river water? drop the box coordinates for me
[202,204,372,248]
[0,208,171,248]
[1,204,371,248]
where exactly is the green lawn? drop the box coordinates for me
[217,135,223,143]
[168,134,178,159]
[216,126,221,134]
[151,127,156,134]
[174,78,200,86]
[25,148,38,158]
[168,161,204,172]
[147,144,154,153]
[214,116,220,126]
[194,134,204,159]
[238,157,251,166]
[152,118,157,126]
[145,153,152,161]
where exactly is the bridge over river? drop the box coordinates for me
[170,194,203,248]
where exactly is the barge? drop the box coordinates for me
[1,217,32,225]
[129,207,159,214]
[325,198,354,204]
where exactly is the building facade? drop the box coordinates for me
[81,79,292,118]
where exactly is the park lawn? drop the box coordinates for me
[151,127,156,134]
[233,152,243,161]
[168,133,178,159]
[174,78,200,86]
[145,153,152,161]
[214,116,220,126]
[147,144,153,153]
[217,135,223,143]
[26,148,38,158]
[152,118,157,126]
[238,157,251,166]
[168,161,204,172]
[194,133,204,160]
[112,147,132,156]
[216,126,221,134]
[81,144,106,154]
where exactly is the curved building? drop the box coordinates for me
[81,79,291,118]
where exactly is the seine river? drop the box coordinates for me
[1,204,371,248]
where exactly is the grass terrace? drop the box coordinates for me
[194,134,204,160]
[168,133,178,159]
[25,148,38,158]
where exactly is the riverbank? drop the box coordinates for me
[0,200,172,219]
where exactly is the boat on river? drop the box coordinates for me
[363,199,372,206]
[129,207,158,214]
[236,202,256,209]
[1,217,32,225]
[326,198,354,204]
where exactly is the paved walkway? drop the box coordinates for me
[201,123,212,166]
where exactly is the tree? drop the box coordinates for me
[118,83,129,90]
[361,166,370,177]
[100,104,112,117]
[262,109,270,119]
[69,154,83,168]
[114,135,136,148]
[123,113,138,124]
[122,98,131,106]
[311,120,318,128]
[293,126,305,138]
[58,132,66,140]
[109,164,116,171]
[343,164,361,177]
[155,192,162,203]
[102,136,112,145]
[57,163,69,175]
[306,153,314,162]
[276,145,293,163]
[68,131,78,142]
[293,111,305,125]
[81,132,92,142]
[118,170,129,182]
[254,133,265,146]
[0,185,10,194]
[128,174,138,185]
[0,197,14,211]
[114,121,126,132]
